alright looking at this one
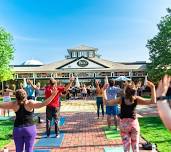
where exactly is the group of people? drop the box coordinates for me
[95,75,171,152]
[0,75,171,152]
[68,84,96,100]
[0,77,74,152]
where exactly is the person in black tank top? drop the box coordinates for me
[0,88,58,152]
[105,80,156,152]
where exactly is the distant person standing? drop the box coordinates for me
[35,82,41,98]
[45,77,74,137]
[82,84,87,100]
[3,85,14,116]
[24,79,38,100]
[104,79,121,130]
[95,80,104,119]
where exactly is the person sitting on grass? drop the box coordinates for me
[0,88,58,152]
[105,80,156,152]
[156,75,171,131]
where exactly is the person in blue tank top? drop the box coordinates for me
[24,79,38,100]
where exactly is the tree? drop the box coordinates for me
[146,8,171,83]
[0,27,14,82]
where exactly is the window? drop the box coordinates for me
[72,51,77,57]
[78,52,81,57]
[89,51,94,57]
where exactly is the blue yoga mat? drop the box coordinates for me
[104,146,132,152]
[34,117,65,147]
[50,117,65,126]
[0,116,12,120]
[34,149,51,152]
[59,117,65,126]
[34,131,64,147]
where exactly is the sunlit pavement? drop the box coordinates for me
[4,99,156,152]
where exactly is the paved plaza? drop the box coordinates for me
[3,100,157,152]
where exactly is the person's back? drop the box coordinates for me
[119,97,137,119]
[106,86,120,100]
[14,104,34,127]
[25,85,35,99]
[105,80,121,129]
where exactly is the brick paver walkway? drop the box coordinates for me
[2,100,155,152]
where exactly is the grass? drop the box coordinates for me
[0,120,13,148]
[102,126,121,140]
[139,116,171,152]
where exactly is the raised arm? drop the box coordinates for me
[27,79,38,90]
[156,75,171,131]
[0,101,15,109]
[136,80,156,105]
[29,88,58,108]
[64,77,74,92]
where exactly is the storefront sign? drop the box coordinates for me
[77,60,89,67]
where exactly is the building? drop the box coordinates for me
[12,45,147,87]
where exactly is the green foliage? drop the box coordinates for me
[146,8,171,83]
[139,116,171,152]
[0,27,14,82]
[0,120,13,148]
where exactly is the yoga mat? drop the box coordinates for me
[34,149,51,152]
[50,117,65,126]
[34,131,64,147]
[104,146,132,152]
[0,116,12,120]
[103,126,121,140]
[34,117,65,147]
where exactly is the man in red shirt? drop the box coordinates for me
[45,77,74,137]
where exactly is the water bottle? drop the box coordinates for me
[3,147,8,152]
[152,143,156,152]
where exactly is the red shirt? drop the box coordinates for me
[45,85,65,107]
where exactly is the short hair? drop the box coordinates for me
[109,79,115,86]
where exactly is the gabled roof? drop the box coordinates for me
[12,57,146,72]
[67,45,98,52]
[57,56,109,69]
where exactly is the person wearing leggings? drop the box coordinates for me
[95,80,104,119]
[106,80,156,152]
[0,89,58,152]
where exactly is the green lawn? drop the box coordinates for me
[139,116,171,152]
[0,120,13,148]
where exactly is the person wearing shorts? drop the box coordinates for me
[105,80,121,130]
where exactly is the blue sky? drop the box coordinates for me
[0,0,170,65]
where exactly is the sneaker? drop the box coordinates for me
[55,134,60,138]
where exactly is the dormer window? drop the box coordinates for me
[89,51,94,57]
[66,45,99,59]
[72,51,77,58]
